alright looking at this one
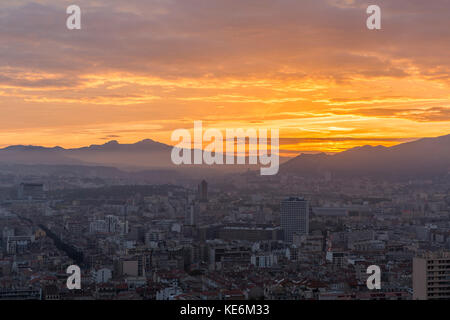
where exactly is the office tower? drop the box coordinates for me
[185,201,197,226]
[413,250,450,300]
[280,197,309,243]
[18,183,45,200]
[197,180,208,202]
[105,215,119,233]
[255,205,265,224]
[89,220,108,234]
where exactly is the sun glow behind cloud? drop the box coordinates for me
[0,0,449,154]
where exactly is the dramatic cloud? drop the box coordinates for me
[0,0,449,152]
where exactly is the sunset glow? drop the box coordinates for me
[1,0,449,155]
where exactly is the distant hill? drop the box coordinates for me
[0,139,172,169]
[281,134,450,178]
[0,145,85,165]
[67,139,173,169]
[1,134,449,178]
[0,139,290,172]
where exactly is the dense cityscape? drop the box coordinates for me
[1,169,449,300]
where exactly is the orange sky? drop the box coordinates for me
[1,0,450,155]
